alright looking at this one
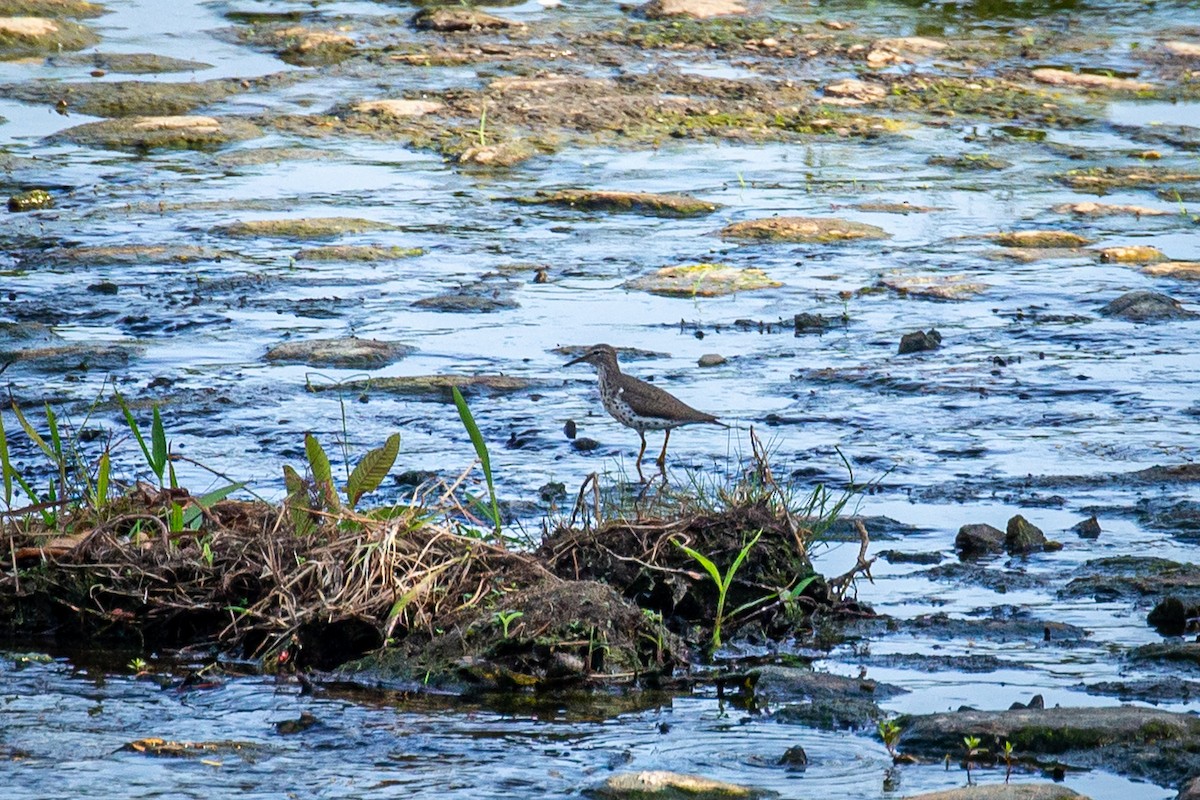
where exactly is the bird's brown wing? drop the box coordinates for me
[618,374,719,424]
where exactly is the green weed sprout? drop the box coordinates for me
[451,386,501,541]
[676,529,762,653]
[878,719,902,759]
[963,735,982,785]
[494,610,524,638]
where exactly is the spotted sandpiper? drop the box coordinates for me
[565,344,725,480]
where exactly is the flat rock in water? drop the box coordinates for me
[927,154,1011,171]
[215,217,396,239]
[519,189,718,218]
[822,78,887,105]
[295,245,422,262]
[993,230,1092,248]
[1164,40,1200,59]
[311,374,536,400]
[50,115,261,150]
[411,7,521,31]
[352,98,445,118]
[902,784,1088,800]
[637,0,746,19]
[265,337,415,369]
[1052,201,1169,217]
[1143,262,1200,280]
[1057,166,1200,191]
[1,1,106,17]
[24,244,221,267]
[1100,290,1197,321]
[46,51,212,73]
[625,263,781,297]
[721,217,889,243]
[0,16,98,56]
[879,274,988,300]
[587,770,774,799]
[1097,246,1166,263]
[1031,67,1154,92]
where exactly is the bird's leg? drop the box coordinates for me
[655,429,671,469]
[636,431,647,482]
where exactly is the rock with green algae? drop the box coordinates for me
[1057,166,1200,192]
[410,6,522,31]
[22,244,224,267]
[878,274,988,300]
[1052,201,1169,217]
[927,153,1012,170]
[45,51,212,73]
[637,0,747,20]
[1143,262,1200,280]
[214,217,396,239]
[0,1,105,16]
[1005,514,1060,555]
[50,115,261,151]
[518,189,718,218]
[265,337,415,369]
[1097,245,1167,263]
[721,216,889,243]
[586,771,775,800]
[7,189,53,212]
[239,25,356,66]
[625,263,780,297]
[0,15,97,58]
[993,230,1092,248]
[294,245,422,262]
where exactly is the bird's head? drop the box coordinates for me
[565,343,620,371]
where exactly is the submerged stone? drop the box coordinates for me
[1100,290,1198,321]
[721,216,889,243]
[1057,166,1200,192]
[902,786,1086,800]
[0,15,97,57]
[265,337,415,369]
[822,78,886,105]
[637,0,747,20]
[625,263,781,297]
[245,26,356,66]
[587,771,774,800]
[927,154,1011,170]
[352,98,445,118]
[0,1,106,17]
[1098,245,1167,263]
[413,286,519,312]
[1031,67,1154,92]
[518,189,718,218]
[50,115,261,150]
[215,217,396,239]
[457,140,540,168]
[1164,41,1200,59]
[23,244,223,267]
[2,74,293,117]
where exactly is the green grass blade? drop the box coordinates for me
[94,451,110,510]
[115,391,156,475]
[451,387,500,533]
[346,433,400,509]
[11,402,54,461]
[0,413,13,506]
[304,432,338,509]
[676,542,723,587]
[183,482,245,529]
[44,405,63,461]
[725,530,763,590]
[151,406,167,477]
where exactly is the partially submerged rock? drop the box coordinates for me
[721,216,889,243]
[956,523,1006,556]
[1052,201,1169,217]
[309,374,536,400]
[4,73,294,117]
[265,337,415,369]
[587,770,773,799]
[22,244,223,267]
[294,245,423,262]
[1163,40,1200,59]
[879,274,988,300]
[625,263,781,297]
[897,329,941,354]
[900,705,1200,788]
[50,115,261,151]
[7,188,53,212]
[518,189,718,218]
[215,217,396,239]
[1031,67,1154,92]
[0,15,97,57]
[1057,166,1200,192]
[45,51,212,74]
[928,154,1011,171]
[1006,514,1058,555]
[822,78,886,105]
[1099,290,1197,322]
[0,1,106,17]
[993,230,1092,248]
[637,0,747,20]
[1098,245,1167,263]
[1143,262,1200,280]
[244,26,356,66]
[351,98,445,119]
[737,665,903,729]
[902,786,1086,800]
[410,7,522,32]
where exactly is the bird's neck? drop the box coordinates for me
[595,360,620,385]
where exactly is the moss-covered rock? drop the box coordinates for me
[721,216,889,243]
[1057,166,1200,192]
[410,7,522,32]
[214,217,396,240]
[50,115,262,151]
[294,245,422,262]
[878,274,988,300]
[637,0,747,20]
[1100,290,1198,321]
[0,0,104,16]
[308,374,537,400]
[241,26,356,66]
[1052,201,1169,217]
[21,244,224,267]
[1098,245,1167,263]
[518,189,718,218]
[4,73,295,117]
[625,263,780,297]
[927,153,1011,170]
[1031,67,1155,92]
[7,188,53,212]
[993,230,1092,248]
[45,51,212,73]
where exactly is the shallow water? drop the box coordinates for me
[2,0,1200,795]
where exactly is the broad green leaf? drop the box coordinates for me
[677,542,723,586]
[304,432,338,509]
[452,387,500,532]
[781,573,820,601]
[725,530,763,590]
[346,433,400,508]
[183,482,245,529]
[282,464,304,496]
[151,406,167,476]
[115,391,155,474]
[95,452,110,509]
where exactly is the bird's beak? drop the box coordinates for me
[564,353,588,367]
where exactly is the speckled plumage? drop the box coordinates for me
[565,344,723,478]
